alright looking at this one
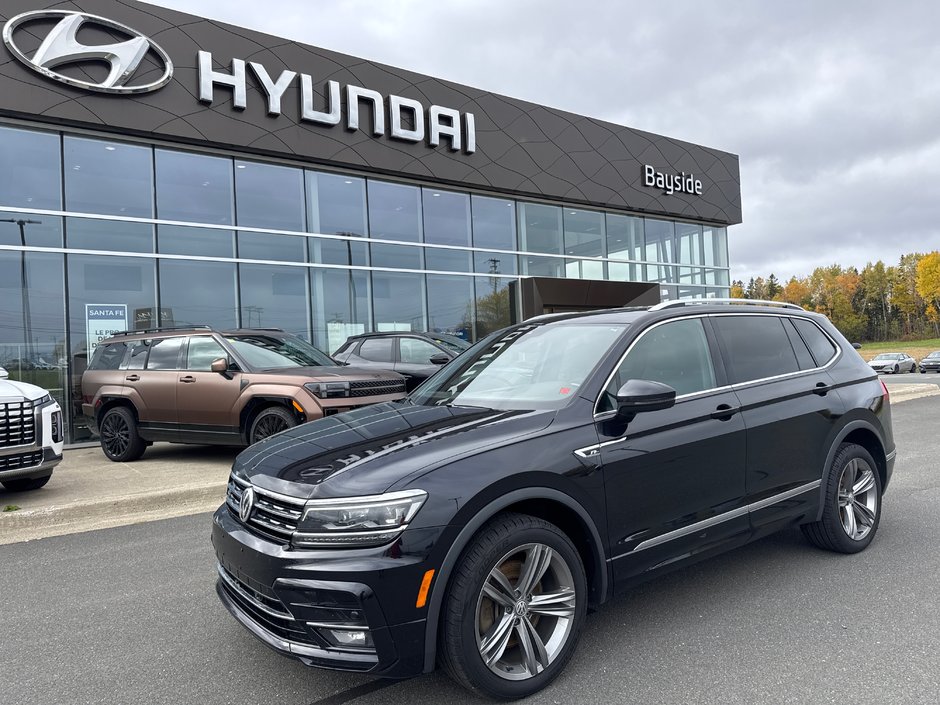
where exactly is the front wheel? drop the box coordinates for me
[248,406,296,444]
[893,364,899,374]
[802,443,882,553]
[99,406,146,462]
[440,513,587,699]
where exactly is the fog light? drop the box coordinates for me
[314,626,374,649]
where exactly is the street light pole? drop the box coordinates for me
[0,218,41,362]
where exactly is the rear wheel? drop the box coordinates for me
[2,474,51,491]
[99,406,146,462]
[802,443,882,553]
[893,364,899,374]
[248,406,296,444]
[440,513,586,699]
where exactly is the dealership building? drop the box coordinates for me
[0,0,741,443]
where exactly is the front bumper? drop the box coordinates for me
[211,506,438,678]
[0,446,61,481]
[0,398,63,481]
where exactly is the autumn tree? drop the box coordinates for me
[916,251,940,336]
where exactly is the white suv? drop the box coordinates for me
[0,366,63,491]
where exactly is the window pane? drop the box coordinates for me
[0,213,62,248]
[0,126,61,210]
[714,316,800,383]
[311,269,369,353]
[158,225,235,257]
[159,260,237,328]
[368,181,421,242]
[606,215,643,276]
[474,276,514,339]
[782,318,816,370]
[519,202,562,254]
[474,251,517,276]
[235,161,305,231]
[471,196,516,250]
[64,137,153,217]
[704,227,729,268]
[792,318,837,367]
[425,248,471,273]
[427,275,473,339]
[359,338,393,362]
[522,254,564,277]
[423,188,470,246]
[564,208,604,258]
[676,222,703,284]
[309,237,368,266]
[371,243,422,269]
[372,271,425,331]
[600,318,715,411]
[307,172,367,237]
[239,264,310,338]
[238,231,306,262]
[186,336,227,371]
[146,337,183,370]
[644,219,675,283]
[67,218,153,253]
[400,337,442,364]
[155,150,233,225]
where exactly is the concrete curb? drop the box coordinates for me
[887,384,940,404]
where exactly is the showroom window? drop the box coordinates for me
[0,125,61,211]
[368,180,422,242]
[676,222,703,285]
[238,230,306,262]
[156,150,234,225]
[423,188,471,247]
[644,219,676,283]
[239,264,310,338]
[371,243,422,270]
[67,218,154,254]
[0,213,62,248]
[309,237,369,266]
[311,268,370,353]
[64,136,153,218]
[474,276,514,339]
[518,202,563,254]
[158,225,235,258]
[372,271,425,331]
[307,171,368,237]
[474,250,517,276]
[471,195,516,250]
[235,160,305,231]
[425,248,471,273]
[159,260,237,329]
[427,274,473,339]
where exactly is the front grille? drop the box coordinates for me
[0,450,43,471]
[0,400,35,448]
[349,379,406,398]
[226,475,304,543]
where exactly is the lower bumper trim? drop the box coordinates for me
[0,453,61,481]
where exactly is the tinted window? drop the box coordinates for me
[64,137,153,218]
[782,318,816,370]
[156,150,233,224]
[600,318,715,411]
[90,342,127,370]
[714,316,799,384]
[146,337,183,369]
[423,188,470,246]
[158,225,235,257]
[0,212,63,248]
[235,161,305,231]
[238,231,306,262]
[519,203,562,254]
[474,251,517,275]
[792,318,837,367]
[471,196,516,250]
[368,181,421,242]
[400,337,442,364]
[159,260,237,329]
[425,248,471,272]
[307,172,367,237]
[309,237,368,266]
[186,336,227,371]
[239,264,310,338]
[0,126,61,210]
[126,341,148,370]
[373,271,425,331]
[359,338,394,363]
[427,275,472,340]
[67,218,153,253]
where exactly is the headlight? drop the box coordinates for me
[305,381,350,399]
[292,489,427,548]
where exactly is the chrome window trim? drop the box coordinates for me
[610,480,822,560]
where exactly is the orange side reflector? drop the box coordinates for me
[416,569,436,608]
[292,400,305,414]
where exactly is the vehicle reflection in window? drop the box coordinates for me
[226,335,335,369]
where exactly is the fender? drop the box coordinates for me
[814,419,886,521]
[421,487,608,673]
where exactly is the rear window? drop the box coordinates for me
[359,338,394,363]
[88,342,126,370]
[792,318,838,367]
[714,316,799,384]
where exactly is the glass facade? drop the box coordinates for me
[0,123,731,443]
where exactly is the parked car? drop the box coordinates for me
[868,352,917,374]
[919,351,940,373]
[0,365,63,491]
[212,300,894,699]
[333,331,471,391]
[81,327,407,462]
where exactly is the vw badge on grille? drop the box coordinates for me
[239,487,256,523]
[2,10,174,94]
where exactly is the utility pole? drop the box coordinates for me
[0,218,41,363]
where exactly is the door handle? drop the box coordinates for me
[125,374,139,382]
[813,382,831,396]
[179,376,196,383]
[710,403,740,420]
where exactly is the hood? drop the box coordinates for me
[868,359,895,366]
[250,365,403,381]
[0,378,48,402]
[233,401,555,499]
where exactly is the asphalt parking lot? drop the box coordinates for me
[1,390,938,704]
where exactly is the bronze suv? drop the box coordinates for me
[81,327,407,461]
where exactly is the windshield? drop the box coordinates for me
[927,352,940,359]
[410,322,627,411]
[428,333,470,353]
[226,334,336,369]
[872,354,901,360]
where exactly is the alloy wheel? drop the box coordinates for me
[837,457,878,541]
[101,412,129,457]
[474,542,577,681]
[253,414,288,440]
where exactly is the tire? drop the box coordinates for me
[248,406,296,445]
[893,364,899,374]
[99,406,146,462]
[802,443,882,553]
[921,369,926,374]
[2,473,51,491]
[440,512,587,700]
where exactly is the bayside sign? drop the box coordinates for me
[643,165,703,196]
[2,10,476,154]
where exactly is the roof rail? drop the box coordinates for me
[110,325,214,337]
[649,298,804,311]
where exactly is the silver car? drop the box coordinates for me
[868,352,917,374]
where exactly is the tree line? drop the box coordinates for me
[731,251,940,342]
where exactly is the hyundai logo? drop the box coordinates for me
[2,10,173,94]
[239,487,256,523]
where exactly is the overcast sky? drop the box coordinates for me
[149,0,940,282]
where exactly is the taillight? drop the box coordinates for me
[881,380,889,399]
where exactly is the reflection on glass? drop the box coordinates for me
[0,213,62,248]
[371,243,422,270]
[676,222,703,284]
[238,231,306,262]
[158,225,235,257]
[474,251,517,276]
[311,268,370,353]
[563,209,604,258]
[644,219,676,283]
[474,276,514,339]
[607,214,643,282]
[159,259,237,329]
[309,237,368,266]
[239,264,310,338]
[0,126,61,211]
[423,188,470,246]
[372,271,425,331]
[67,218,154,253]
[704,226,729,268]
[522,255,565,277]
[426,275,473,339]
[368,180,422,242]
[471,195,516,250]
[64,136,153,217]
[424,248,471,272]
[235,160,305,231]
[156,150,233,224]
[519,202,562,254]
[307,172,367,237]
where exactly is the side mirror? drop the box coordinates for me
[210,357,229,374]
[615,379,677,418]
[851,343,862,350]
[0,366,7,380]
[429,353,450,365]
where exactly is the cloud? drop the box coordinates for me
[147,0,940,280]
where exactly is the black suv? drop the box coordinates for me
[212,301,895,699]
[333,332,470,391]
